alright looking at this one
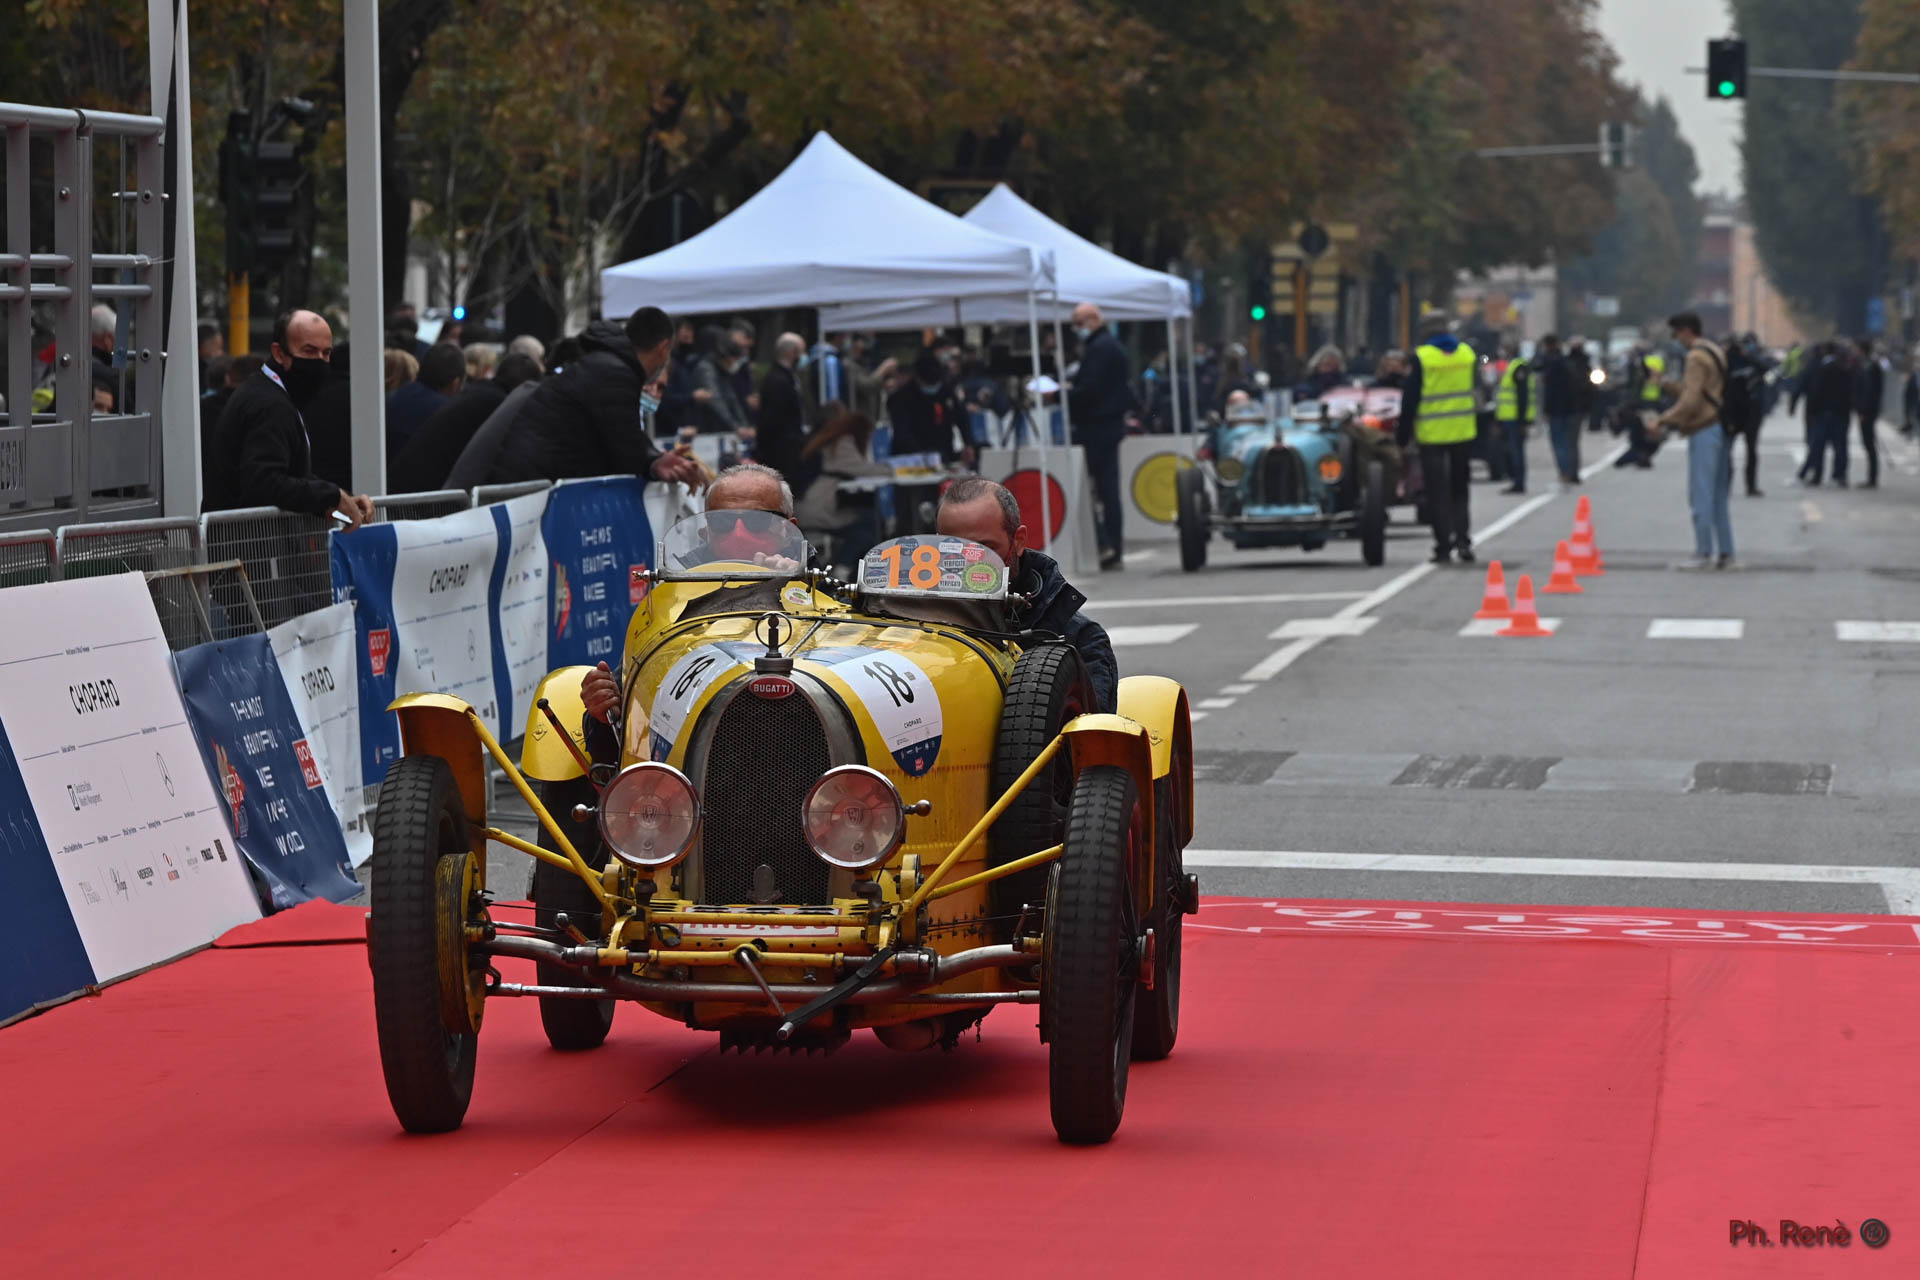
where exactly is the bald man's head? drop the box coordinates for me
[270,309,333,368]
[775,332,806,366]
[1072,302,1103,332]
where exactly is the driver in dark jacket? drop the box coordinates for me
[485,307,703,487]
[936,475,1117,713]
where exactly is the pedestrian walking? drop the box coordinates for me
[1852,337,1883,489]
[1653,312,1732,570]
[1401,314,1479,564]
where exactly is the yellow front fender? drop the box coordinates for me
[520,666,594,782]
[1115,675,1194,846]
[387,693,489,843]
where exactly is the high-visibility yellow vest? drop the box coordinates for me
[1640,353,1666,402]
[1414,342,1478,444]
[1496,359,1525,422]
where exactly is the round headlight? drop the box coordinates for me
[598,762,700,870]
[802,765,906,871]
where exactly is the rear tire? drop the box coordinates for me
[1130,773,1185,1061]
[370,755,479,1134]
[1045,765,1143,1144]
[990,646,1092,927]
[1361,460,1387,567]
[531,777,615,1051]
[1176,465,1208,572]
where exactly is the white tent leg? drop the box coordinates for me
[1026,289,1051,553]
[1184,317,1200,430]
[1052,305,1072,444]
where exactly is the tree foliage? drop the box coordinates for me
[1849,0,1920,266]
[1558,94,1701,331]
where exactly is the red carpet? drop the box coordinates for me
[3,897,1917,1278]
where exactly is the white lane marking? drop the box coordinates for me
[1106,624,1198,646]
[1182,848,1920,914]
[1189,710,1209,721]
[1196,697,1237,710]
[1579,442,1630,481]
[1837,621,1920,643]
[1220,683,1256,695]
[1268,616,1380,640]
[1802,500,1823,523]
[1238,444,1622,683]
[1648,618,1745,640]
[1457,616,1561,636]
[1087,590,1365,610]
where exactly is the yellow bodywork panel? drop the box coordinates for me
[519,665,594,782]
[1115,674,1195,845]
[388,693,489,848]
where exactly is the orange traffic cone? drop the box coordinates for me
[1569,495,1603,575]
[1473,560,1511,619]
[1497,575,1552,637]
[1542,540,1584,594]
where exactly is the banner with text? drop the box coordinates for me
[268,602,371,865]
[0,716,97,1022]
[175,634,358,908]
[543,476,653,674]
[0,574,260,983]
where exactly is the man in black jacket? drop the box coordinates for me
[390,352,542,492]
[204,309,374,526]
[755,332,811,484]
[1853,337,1884,489]
[886,350,966,533]
[1799,341,1854,487]
[936,476,1116,712]
[1067,302,1135,569]
[485,307,702,487]
[386,341,465,466]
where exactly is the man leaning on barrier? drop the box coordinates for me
[204,308,376,529]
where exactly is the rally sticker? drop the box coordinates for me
[642,641,762,761]
[822,648,943,776]
[782,583,814,609]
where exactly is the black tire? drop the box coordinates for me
[370,754,479,1134]
[531,777,615,1050]
[1176,465,1208,572]
[1131,773,1185,1061]
[1361,460,1387,567]
[989,645,1093,927]
[1045,765,1143,1144]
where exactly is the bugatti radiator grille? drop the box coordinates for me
[696,686,834,905]
[1250,447,1309,506]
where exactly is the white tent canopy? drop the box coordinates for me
[816,183,1191,330]
[600,134,1054,317]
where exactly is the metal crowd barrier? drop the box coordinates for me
[0,528,56,586]
[200,506,336,631]
[53,516,200,580]
[471,480,552,507]
[139,560,266,652]
[370,489,470,523]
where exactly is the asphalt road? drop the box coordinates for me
[410,407,1920,920]
[1104,408,1920,916]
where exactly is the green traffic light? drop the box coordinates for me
[1250,305,1267,321]
[1717,80,1736,97]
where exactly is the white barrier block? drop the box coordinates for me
[269,602,371,866]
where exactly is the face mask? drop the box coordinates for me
[920,381,942,395]
[1075,326,1094,341]
[638,390,661,418]
[283,356,329,403]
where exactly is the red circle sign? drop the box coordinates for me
[1002,469,1068,542]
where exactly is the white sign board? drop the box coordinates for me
[0,574,260,979]
[268,602,371,866]
[496,490,550,733]
[390,505,503,735]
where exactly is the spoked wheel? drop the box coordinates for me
[1044,764,1144,1145]
[989,645,1093,927]
[370,754,483,1134]
[530,777,614,1050]
[1131,772,1186,1061]
[1176,465,1209,572]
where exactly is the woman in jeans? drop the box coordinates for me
[1654,313,1734,570]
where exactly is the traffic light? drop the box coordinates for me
[1707,38,1746,100]
[1598,121,1634,169]
[1249,248,1273,321]
[251,139,304,275]
[220,111,258,274]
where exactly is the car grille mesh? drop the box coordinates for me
[1252,446,1308,506]
[698,686,833,905]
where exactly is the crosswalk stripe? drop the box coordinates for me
[1105,624,1198,646]
[1268,616,1379,640]
[1457,616,1561,636]
[1837,621,1920,643]
[1648,618,1745,640]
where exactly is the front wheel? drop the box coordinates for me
[1044,765,1143,1144]
[1360,459,1387,566]
[1176,465,1208,572]
[370,754,481,1134]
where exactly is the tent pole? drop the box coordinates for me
[1167,316,1183,435]
[1026,288,1051,553]
[1052,301,1072,442]
[1184,315,1199,431]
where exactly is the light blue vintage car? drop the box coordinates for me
[1175,392,1399,571]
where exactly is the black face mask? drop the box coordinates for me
[282,356,330,403]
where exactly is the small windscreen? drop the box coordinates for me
[659,509,809,577]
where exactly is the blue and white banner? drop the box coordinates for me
[543,476,653,672]
[0,716,97,1022]
[490,490,550,736]
[0,574,259,988]
[268,602,371,865]
[175,634,358,909]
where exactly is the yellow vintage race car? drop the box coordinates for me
[367,509,1197,1144]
